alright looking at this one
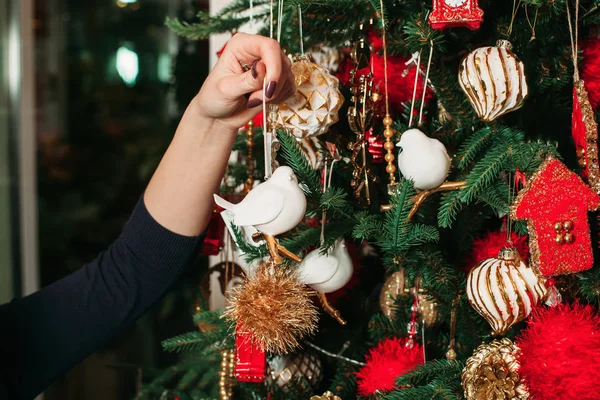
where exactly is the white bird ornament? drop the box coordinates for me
[297,240,353,325]
[396,129,451,191]
[213,166,307,264]
[298,240,353,293]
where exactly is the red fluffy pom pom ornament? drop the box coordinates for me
[517,303,600,400]
[355,337,423,396]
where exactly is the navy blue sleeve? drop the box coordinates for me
[0,197,204,400]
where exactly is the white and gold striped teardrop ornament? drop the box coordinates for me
[458,40,528,122]
[467,248,547,335]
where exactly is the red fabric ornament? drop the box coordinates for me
[235,326,266,383]
[581,38,600,111]
[511,156,600,276]
[355,337,423,396]
[464,230,529,272]
[517,303,600,400]
[365,128,385,163]
[199,206,225,256]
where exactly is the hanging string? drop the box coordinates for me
[407,51,422,128]
[277,0,284,43]
[524,5,538,40]
[507,0,522,36]
[566,0,581,81]
[306,342,366,366]
[506,172,514,246]
[418,42,434,126]
[320,159,329,245]
[298,5,304,55]
[249,0,254,27]
[269,0,274,38]
[379,0,390,116]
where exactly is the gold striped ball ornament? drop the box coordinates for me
[462,338,529,400]
[458,40,528,122]
[467,248,547,335]
[277,54,344,139]
[298,137,324,170]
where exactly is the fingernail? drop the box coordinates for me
[247,98,262,108]
[266,81,277,99]
[251,61,258,79]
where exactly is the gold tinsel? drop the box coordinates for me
[223,263,318,354]
[310,391,341,400]
[462,338,529,400]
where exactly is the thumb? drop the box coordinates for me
[217,60,266,100]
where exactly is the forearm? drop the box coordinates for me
[144,96,238,236]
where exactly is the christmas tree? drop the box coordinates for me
[140,0,600,399]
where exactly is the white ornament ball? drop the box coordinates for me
[276,54,344,139]
[467,248,547,335]
[297,240,353,293]
[458,40,528,122]
[396,129,451,190]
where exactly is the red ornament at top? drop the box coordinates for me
[511,156,600,277]
[429,0,483,31]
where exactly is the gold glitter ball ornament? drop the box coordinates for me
[276,54,344,139]
[458,40,528,122]
[467,248,547,335]
[223,263,319,354]
[380,270,440,327]
[310,392,342,400]
[267,352,323,392]
[462,338,529,400]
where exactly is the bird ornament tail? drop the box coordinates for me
[213,194,235,211]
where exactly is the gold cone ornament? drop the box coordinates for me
[462,338,529,400]
[458,40,528,122]
[276,54,344,139]
[467,248,547,335]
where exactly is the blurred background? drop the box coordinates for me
[0,0,226,398]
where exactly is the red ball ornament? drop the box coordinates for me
[355,337,423,396]
[517,303,600,400]
[581,38,600,111]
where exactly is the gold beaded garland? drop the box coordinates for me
[383,114,397,191]
[219,350,236,400]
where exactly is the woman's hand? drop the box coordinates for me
[193,33,296,131]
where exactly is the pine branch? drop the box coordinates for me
[162,329,230,354]
[396,359,464,387]
[437,190,465,229]
[277,130,323,205]
[457,127,494,169]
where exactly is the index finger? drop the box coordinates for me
[226,33,283,99]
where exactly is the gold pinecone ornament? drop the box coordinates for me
[276,54,344,139]
[462,338,529,400]
[310,391,342,400]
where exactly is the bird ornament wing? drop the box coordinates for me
[297,249,340,286]
[232,187,285,227]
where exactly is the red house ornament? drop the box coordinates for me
[511,156,600,277]
[429,0,483,31]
